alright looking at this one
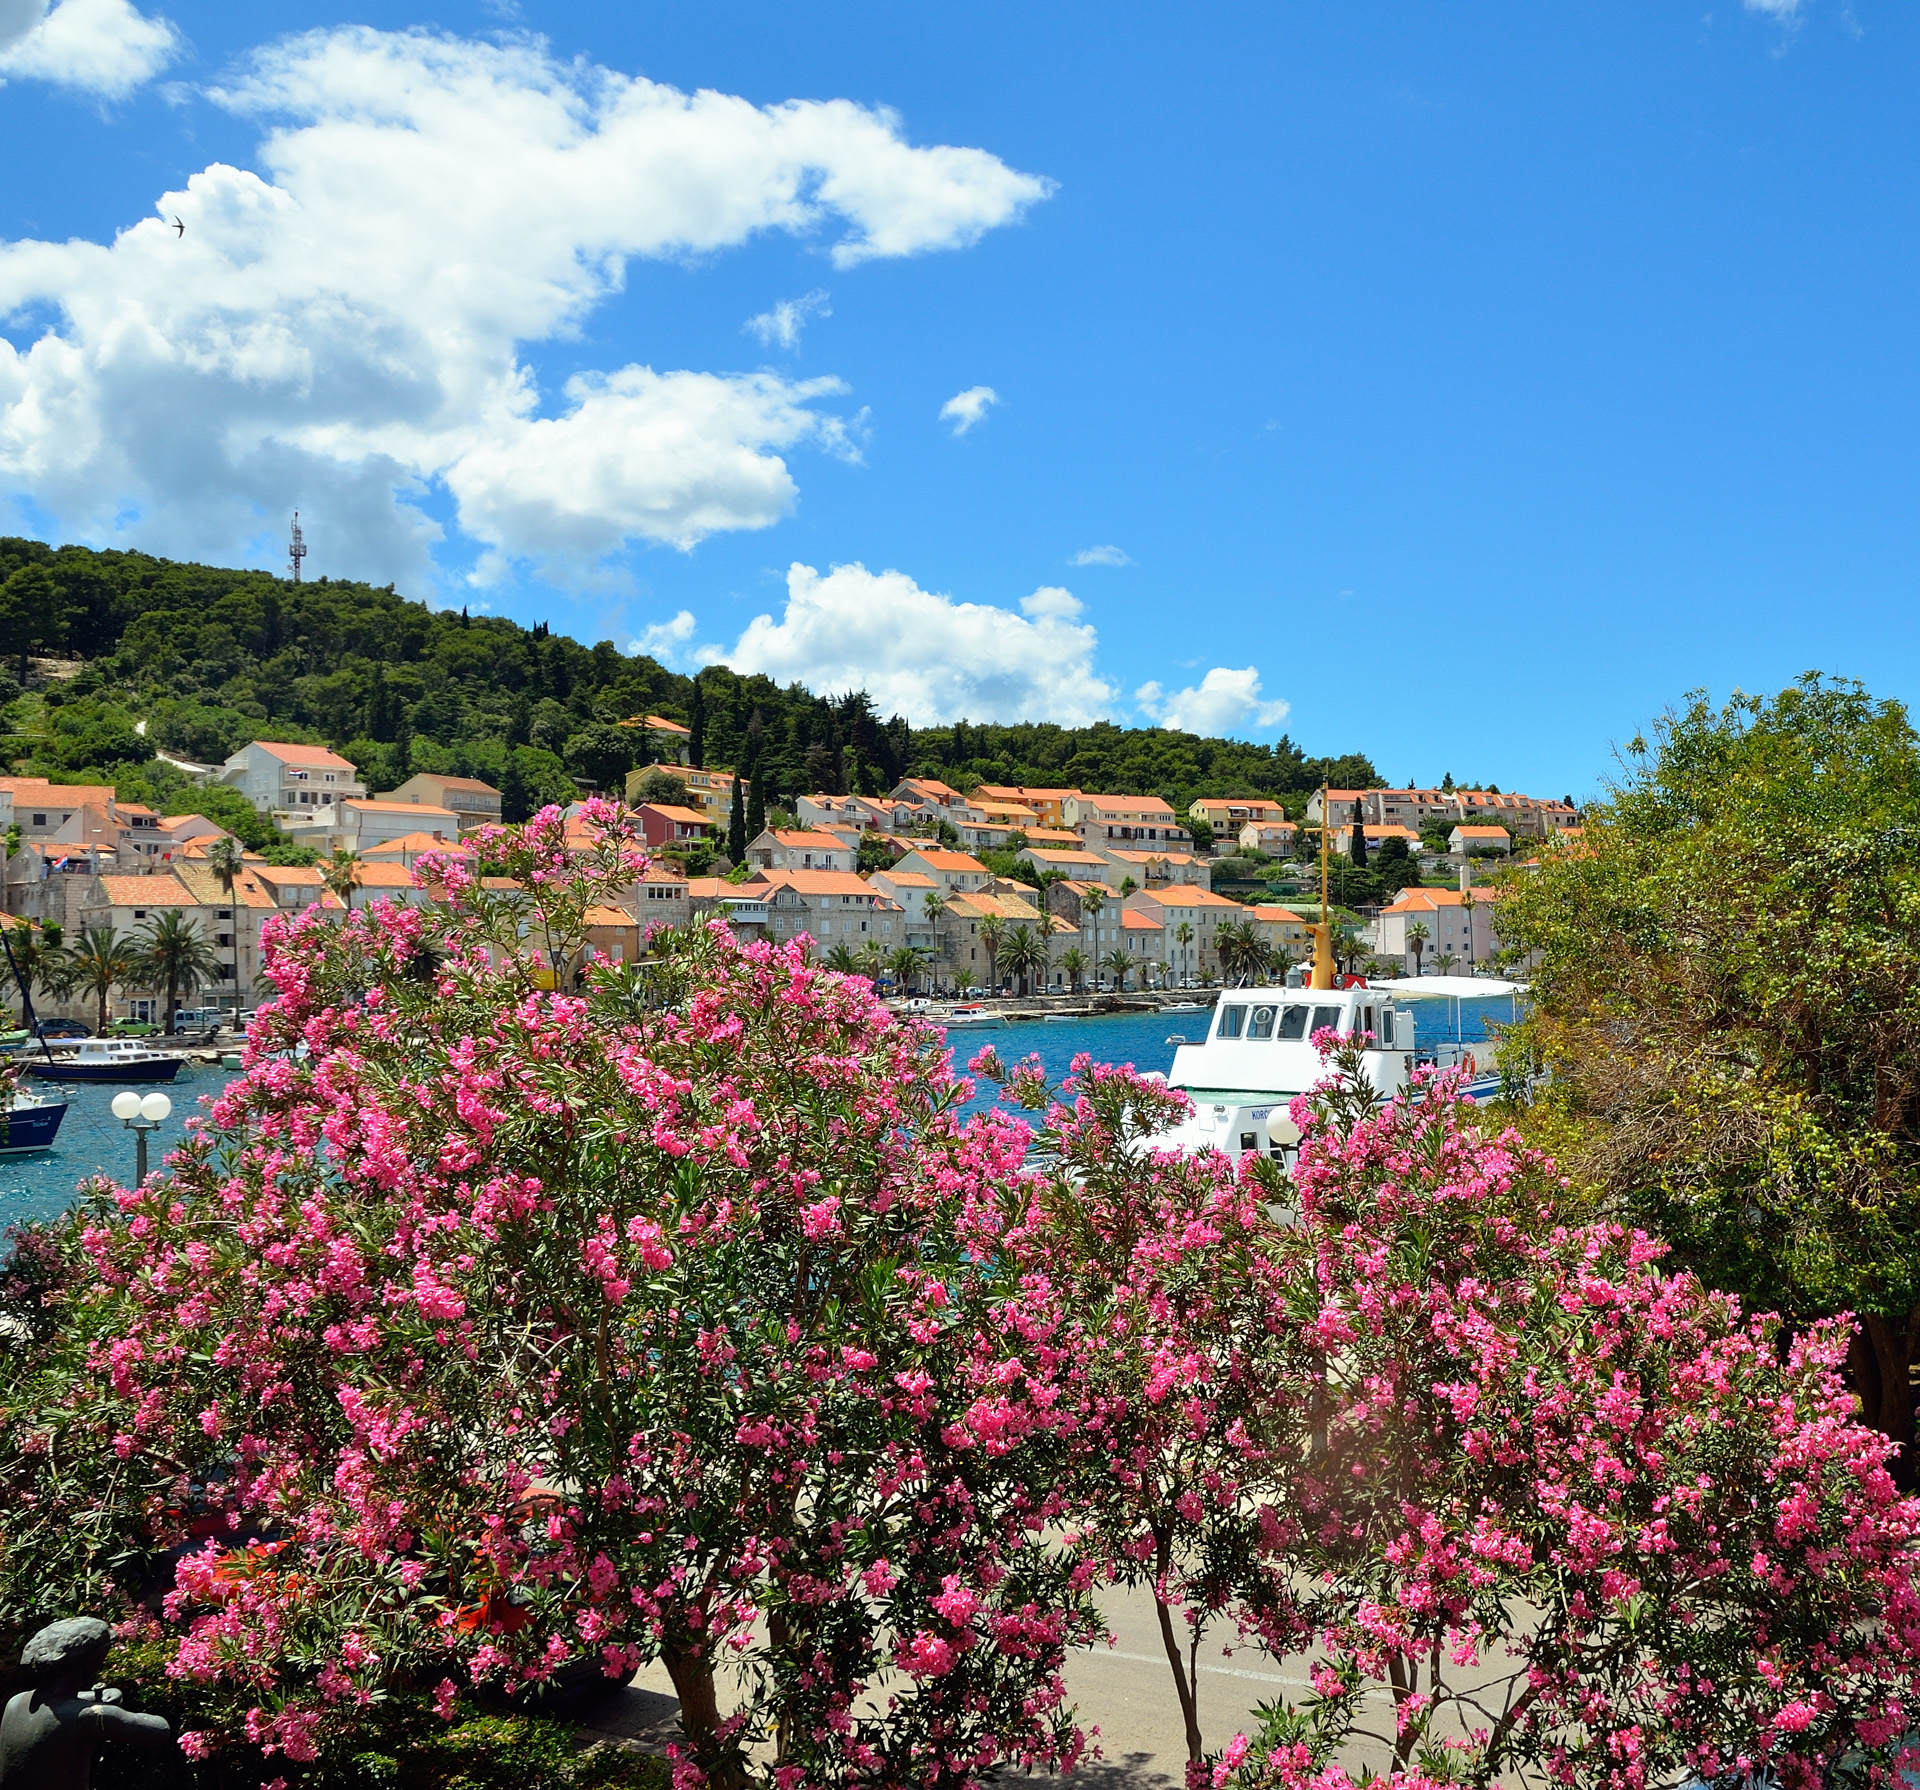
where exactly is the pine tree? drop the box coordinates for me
[727,771,747,864]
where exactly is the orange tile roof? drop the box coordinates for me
[642,804,712,827]
[1025,828,1083,845]
[400,774,500,795]
[252,865,326,887]
[768,829,847,849]
[345,799,459,818]
[1023,847,1107,866]
[1451,824,1512,837]
[362,830,469,857]
[95,874,196,906]
[1121,909,1164,931]
[905,850,989,873]
[755,868,884,898]
[873,870,936,887]
[1381,886,1509,913]
[1132,887,1243,910]
[1249,904,1307,924]
[1075,792,1177,815]
[252,741,358,772]
[584,904,640,927]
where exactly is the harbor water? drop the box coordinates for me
[0,995,1520,1236]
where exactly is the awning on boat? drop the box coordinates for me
[1369,975,1527,998]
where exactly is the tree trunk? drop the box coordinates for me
[661,1642,744,1789]
[1855,1313,1918,1489]
[1150,1529,1205,1767]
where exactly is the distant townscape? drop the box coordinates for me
[0,725,1579,1024]
[0,536,1580,1023]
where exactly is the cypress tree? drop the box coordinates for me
[1350,797,1368,868]
[746,768,766,842]
[727,770,747,864]
[689,677,707,769]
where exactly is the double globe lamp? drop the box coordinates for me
[110,1089,172,1182]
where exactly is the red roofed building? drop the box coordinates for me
[217,740,366,829]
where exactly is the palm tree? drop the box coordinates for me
[204,834,246,1012]
[1100,948,1134,993]
[0,921,67,1022]
[321,846,361,914]
[920,889,947,925]
[1057,945,1088,995]
[951,965,979,997]
[824,941,859,973]
[68,926,137,1036]
[1215,917,1261,985]
[1435,950,1459,976]
[887,945,928,992]
[1406,920,1430,977]
[999,925,1048,996]
[978,914,1007,990]
[138,910,221,1035]
[854,941,886,981]
[1174,919,1196,986]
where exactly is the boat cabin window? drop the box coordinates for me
[1216,1005,1245,1039]
[1275,1005,1308,1041]
[1246,1004,1276,1040]
[1311,1005,1342,1037]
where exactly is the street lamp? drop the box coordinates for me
[111,1090,172,1183]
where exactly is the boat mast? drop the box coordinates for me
[1309,783,1335,990]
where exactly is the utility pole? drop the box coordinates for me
[288,512,308,582]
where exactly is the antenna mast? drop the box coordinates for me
[288,512,308,583]
[1309,782,1336,990]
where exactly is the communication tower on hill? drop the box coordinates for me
[288,512,308,583]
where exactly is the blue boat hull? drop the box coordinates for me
[0,1101,68,1153]
[22,1056,182,1083]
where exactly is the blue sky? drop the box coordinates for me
[1,1,1914,799]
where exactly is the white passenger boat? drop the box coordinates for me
[1147,795,1518,1169]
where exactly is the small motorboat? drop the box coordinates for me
[0,1084,68,1153]
[942,1005,1002,1028]
[1041,1012,1081,1022]
[23,1037,184,1083]
[1165,1033,1190,1046]
[1162,1000,1210,1013]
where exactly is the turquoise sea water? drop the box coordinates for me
[0,1063,241,1234]
[0,995,1522,1237]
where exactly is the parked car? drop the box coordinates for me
[31,1018,90,1040]
[171,1007,225,1031]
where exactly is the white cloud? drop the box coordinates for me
[939,385,999,435]
[0,0,176,96]
[1136,666,1291,737]
[633,608,696,661]
[1743,0,1803,14]
[0,28,1050,583]
[719,561,1116,724]
[746,289,830,351]
[1070,544,1130,567]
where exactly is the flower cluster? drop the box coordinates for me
[42,804,1100,1787]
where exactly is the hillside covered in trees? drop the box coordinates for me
[0,537,1378,824]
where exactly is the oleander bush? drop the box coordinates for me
[4,803,1920,1790]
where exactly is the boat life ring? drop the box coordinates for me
[1463,1051,1477,1077]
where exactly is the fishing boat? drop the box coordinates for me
[1161,1000,1210,1014]
[0,1084,69,1153]
[23,1037,184,1083]
[942,1005,1002,1028]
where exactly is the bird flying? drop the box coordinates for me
[171,216,184,237]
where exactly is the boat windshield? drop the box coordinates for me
[1214,1000,1352,1042]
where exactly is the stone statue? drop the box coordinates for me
[0,1619,171,1789]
